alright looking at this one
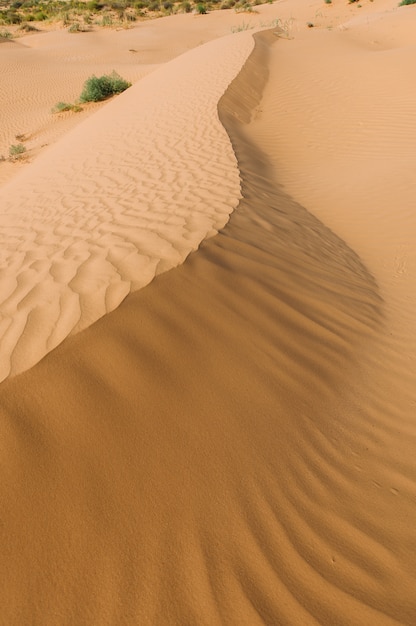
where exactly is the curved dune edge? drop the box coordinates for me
[0,30,255,382]
[1,28,416,626]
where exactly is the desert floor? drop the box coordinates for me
[0,0,416,623]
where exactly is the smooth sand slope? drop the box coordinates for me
[1,1,416,624]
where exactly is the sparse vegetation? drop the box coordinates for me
[52,101,83,113]
[68,21,90,32]
[79,71,131,102]
[0,27,13,37]
[0,0,266,28]
[231,20,253,31]
[398,0,416,5]
[9,143,26,159]
[18,22,39,31]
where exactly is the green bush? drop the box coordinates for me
[5,10,22,23]
[196,2,206,12]
[79,71,131,102]
[0,28,13,37]
[399,0,416,5]
[86,0,103,8]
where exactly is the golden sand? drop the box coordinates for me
[0,1,416,623]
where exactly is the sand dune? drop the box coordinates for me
[0,31,255,380]
[1,1,416,624]
[0,6,282,175]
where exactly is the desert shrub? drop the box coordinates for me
[9,143,26,159]
[52,101,72,112]
[5,10,22,23]
[18,21,39,29]
[0,28,13,37]
[100,14,113,24]
[234,1,253,11]
[87,0,103,8]
[52,101,83,112]
[180,0,191,10]
[399,0,416,5]
[68,21,90,31]
[195,2,206,12]
[110,0,126,8]
[79,71,131,102]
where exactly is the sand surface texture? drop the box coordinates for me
[0,31,255,380]
[1,1,416,624]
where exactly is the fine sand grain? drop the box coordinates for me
[1,0,416,624]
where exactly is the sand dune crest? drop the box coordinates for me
[0,31,254,381]
[2,28,415,624]
[1,2,416,623]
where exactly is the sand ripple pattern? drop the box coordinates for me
[0,32,254,381]
[2,29,416,625]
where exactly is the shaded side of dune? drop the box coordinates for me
[2,30,415,626]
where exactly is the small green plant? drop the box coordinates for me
[324,0,332,4]
[0,29,13,38]
[195,2,207,12]
[52,101,83,113]
[9,143,26,159]
[399,0,416,5]
[79,71,131,102]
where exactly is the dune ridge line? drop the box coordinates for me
[1,26,412,625]
[0,30,255,381]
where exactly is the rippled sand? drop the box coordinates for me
[0,0,416,623]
